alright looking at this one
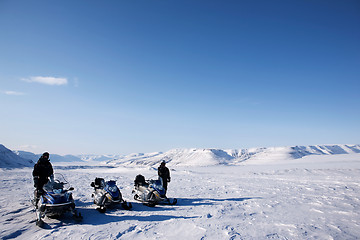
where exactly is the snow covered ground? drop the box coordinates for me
[1,153,360,239]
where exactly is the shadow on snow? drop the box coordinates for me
[76,207,196,226]
[176,197,261,206]
[31,197,259,228]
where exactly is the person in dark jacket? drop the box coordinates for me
[158,160,170,196]
[32,152,54,204]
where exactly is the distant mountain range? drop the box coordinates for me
[13,150,85,163]
[1,144,359,168]
[0,144,34,168]
[104,144,360,167]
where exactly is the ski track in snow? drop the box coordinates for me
[1,155,360,239]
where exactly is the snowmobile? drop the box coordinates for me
[90,177,132,213]
[32,173,82,227]
[132,174,177,207]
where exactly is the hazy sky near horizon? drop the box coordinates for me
[1,0,359,155]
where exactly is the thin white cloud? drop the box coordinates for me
[4,91,25,96]
[18,145,40,152]
[21,76,68,85]
[74,77,80,87]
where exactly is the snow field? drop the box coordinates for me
[1,154,360,239]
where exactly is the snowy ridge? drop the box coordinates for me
[107,144,360,167]
[112,149,231,167]
[0,144,34,168]
[104,152,164,166]
[2,144,360,168]
[80,154,116,162]
[290,144,360,157]
[14,150,84,163]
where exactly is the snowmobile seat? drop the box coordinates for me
[49,181,64,190]
[93,177,105,189]
[134,174,146,187]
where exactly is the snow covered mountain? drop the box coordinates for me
[79,154,117,162]
[14,150,83,163]
[0,144,34,168]
[2,144,360,168]
[106,144,360,167]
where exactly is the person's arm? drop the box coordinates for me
[49,164,54,177]
[32,164,39,177]
[167,168,171,182]
[33,164,39,187]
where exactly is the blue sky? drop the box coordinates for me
[1,0,359,155]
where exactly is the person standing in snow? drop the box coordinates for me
[158,160,171,196]
[32,152,54,204]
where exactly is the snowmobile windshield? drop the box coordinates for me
[107,180,116,186]
[105,181,119,193]
[149,180,164,191]
[104,180,120,198]
[44,173,70,192]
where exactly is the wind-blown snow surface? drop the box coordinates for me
[1,154,360,239]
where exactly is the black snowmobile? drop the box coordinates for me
[32,173,82,227]
[132,174,177,207]
[91,177,132,213]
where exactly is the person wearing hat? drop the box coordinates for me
[158,160,171,196]
[32,152,54,206]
